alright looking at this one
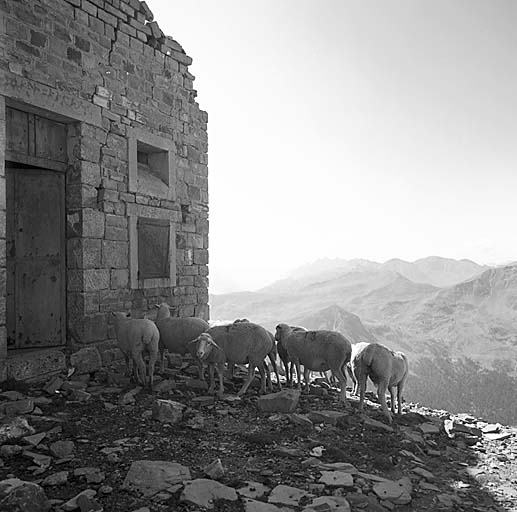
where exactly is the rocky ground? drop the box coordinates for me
[0,356,516,512]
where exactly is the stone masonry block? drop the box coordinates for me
[82,209,105,238]
[102,240,128,268]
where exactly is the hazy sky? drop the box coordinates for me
[147,0,517,294]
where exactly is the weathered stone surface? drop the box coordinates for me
[318,471,354,488]
[42,471,69,486]
[237,481,270,499]
[49,440,75,458]
[268,485,314,507]
[0,416,35,443]
[243,499,286,512]
[204,458,224,480]
[372,477,412,505]
[0,444,23,457]
[289,413,313,429]
[23,432,46,447]
[308,410,348,426]
[154,378,177,394]
[0,479,50,512]
[77,493,103,512]
[70,346,102,374]
[122,460,191,497]
[62,489,97,511]
[257,389,300,413]
[74,467,105,484]
[303,496,351,512]
[152,399,186,424]
[180,479,238,509]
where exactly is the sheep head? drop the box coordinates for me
[192,333,220,360]
[155,302,172,321]
[274,323,292,345]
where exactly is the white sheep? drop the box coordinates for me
[191,322,274,398]
[346,342,371,395]
[154,303,209,376]
[351,342,409,423]
[275,323,352,404]
[229,320,282,391]
[112,312,159,389]
[276,325,306,387]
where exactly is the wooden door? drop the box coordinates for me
[6,167,66,349]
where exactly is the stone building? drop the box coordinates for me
[0,0,209,381]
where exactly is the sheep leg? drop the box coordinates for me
[347,363,358,395]
[237,364,256,396]
[397,379,406,415]
[197,360,205,381]
[303,367,311,394]
[208,364,216,395]
[159,346,165,374]
[267,354,281,391]
[358,371,368,412]
[259,363,268,394]
[331,366,348,404]
[281,357,290,387]
[389,386,396,414]
[216,363,225,398]
[133,352,147,387]
[148,350,157,391]
[377,380,392,423]
[294,360,302,389]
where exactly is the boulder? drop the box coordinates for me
[268,485,314,507]
[180,479,238,509]
[257,389,300,413]
[70,347,102,375]
[122,460,191,497]
[152,399,186,424]
[0,416,35,443]
[0,478,50,512]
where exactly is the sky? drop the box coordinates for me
[147,0,517,294]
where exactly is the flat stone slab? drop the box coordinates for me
[373,478,412,505]
[122,461,191,497]
[318,471,354,488]
[237,481,270,499]
[303,496,351,512]
[257,389,300,413]
[180,478,238,509]
[243,498,289,512]
[268,485,314,507]
[308,410,348,425]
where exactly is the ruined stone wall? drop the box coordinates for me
[0,0,209,376]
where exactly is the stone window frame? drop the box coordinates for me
[128,128,176,201]
[128,204,177,289]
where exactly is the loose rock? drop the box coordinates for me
[180,479,238,509]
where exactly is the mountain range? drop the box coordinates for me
[210,256,517,370]
[209,256,517,423]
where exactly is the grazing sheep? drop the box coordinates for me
[276,325,306,387]
[227,320,281,391]
[191,322,274,398]
[112,312,159,389]
[154,303,209,376]
[275,324,352,403]
[346,342,371,395]
[351,342,409,423]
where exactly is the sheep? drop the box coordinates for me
[275,323,352,404]
[112,312,159,389]
[276,325,306,387]
[190,322,274,398]
[346,342,371,395]
[154,303,209,376]
[351,342,409,423]
[227,319,282,391]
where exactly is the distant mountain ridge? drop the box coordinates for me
[209,257,517,425]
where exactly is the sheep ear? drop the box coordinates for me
[209,338,221,350]
[188,338,199,345]
[155,304,160,309]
